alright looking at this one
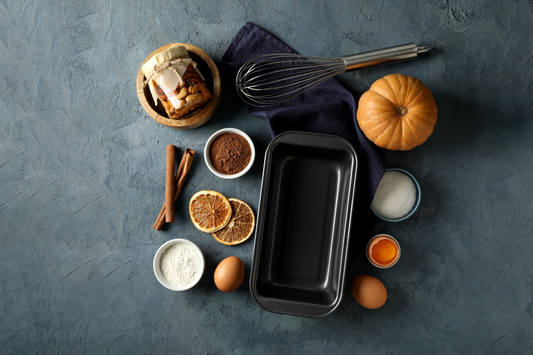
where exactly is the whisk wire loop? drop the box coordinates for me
[236,53,346,107]
[235,43,431,107]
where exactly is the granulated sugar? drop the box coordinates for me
[160,243,202,287]
[371,170,417,219]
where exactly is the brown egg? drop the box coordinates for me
[350,275,387,309]
[214,256,245,292]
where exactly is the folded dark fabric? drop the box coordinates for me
[222,22,386,263]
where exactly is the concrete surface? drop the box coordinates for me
[1,0,532,354]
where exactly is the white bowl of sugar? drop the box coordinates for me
[371,168,421,222]
[153,239,205,291]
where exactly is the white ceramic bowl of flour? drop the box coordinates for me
[153,239,205,291]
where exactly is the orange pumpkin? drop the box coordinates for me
[356,74,438,151]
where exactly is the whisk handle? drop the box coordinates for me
[343,43,430,71]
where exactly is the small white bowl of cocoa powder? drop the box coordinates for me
[204,128,255,179]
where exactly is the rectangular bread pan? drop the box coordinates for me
[250,131,358,317]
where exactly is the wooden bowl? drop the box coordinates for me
[136,43,222,129]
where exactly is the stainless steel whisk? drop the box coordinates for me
[236,43,431,107]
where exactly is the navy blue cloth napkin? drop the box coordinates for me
[222,22,386,262]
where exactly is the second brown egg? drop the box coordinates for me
[214,256,245,292]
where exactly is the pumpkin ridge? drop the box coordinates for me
[360,91,397,117]
[379,75,401,104]
[402,77,417,104]
[412,110,436,135]
[391,117,405,150]
[406,89,424,107]
[367,86,392,104]
[407,109,437,130]
[369,113,399,134]
[392,74,411,104]
[406,84,431,107]
[402,116,420,148]
[398,74,412,104]
[362,105,396,131]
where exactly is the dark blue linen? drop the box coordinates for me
[222,22,386,263]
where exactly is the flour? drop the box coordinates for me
[160,243,202,286]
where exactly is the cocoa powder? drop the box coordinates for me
[209,133,251,175]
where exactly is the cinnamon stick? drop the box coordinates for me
[153,148,195,230]
[165,145,176,223]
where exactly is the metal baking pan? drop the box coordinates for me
[250,131,358,317]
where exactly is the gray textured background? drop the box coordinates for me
[1,0,532,354]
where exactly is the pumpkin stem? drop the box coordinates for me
[397,106,408,116]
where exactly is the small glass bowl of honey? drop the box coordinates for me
[366,234,401,269]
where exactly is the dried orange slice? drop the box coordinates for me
[211,198,255,245]
[189,190,232,233]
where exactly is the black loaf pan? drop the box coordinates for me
[250,131,358,318]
